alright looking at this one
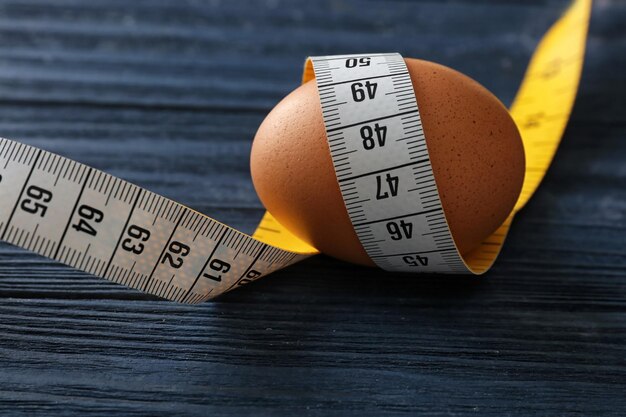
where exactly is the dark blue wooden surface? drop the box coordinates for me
[0,1,624,415]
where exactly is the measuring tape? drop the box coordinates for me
[304,53,467,273]
[0,0,591,303]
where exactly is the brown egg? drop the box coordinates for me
[250,58,525,267]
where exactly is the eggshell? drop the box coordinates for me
[250,58,525,267]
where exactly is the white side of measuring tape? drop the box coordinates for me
[310,53,469,273]
[0,139,308,304]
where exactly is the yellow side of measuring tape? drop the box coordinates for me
[254,0,592,274]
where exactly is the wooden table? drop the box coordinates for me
[0,1,624,415]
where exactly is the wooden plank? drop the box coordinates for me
[0,0,624,415]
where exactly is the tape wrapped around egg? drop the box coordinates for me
[251,58,525,267]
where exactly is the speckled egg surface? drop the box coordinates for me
[250,58,525,267]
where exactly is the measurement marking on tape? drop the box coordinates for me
[369,247,457,259]
[317,72,409,88]
[312,53,397,63]
[182,228,228,302]
[103,189,143,277]
[53,168,93,259]
[352,207,442,228]
[337,159,428,182]
[1,149,42,241]
[326,110,419,133]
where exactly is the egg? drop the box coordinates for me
[250,58,525,267]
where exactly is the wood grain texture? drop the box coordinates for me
[0,0,624,415]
